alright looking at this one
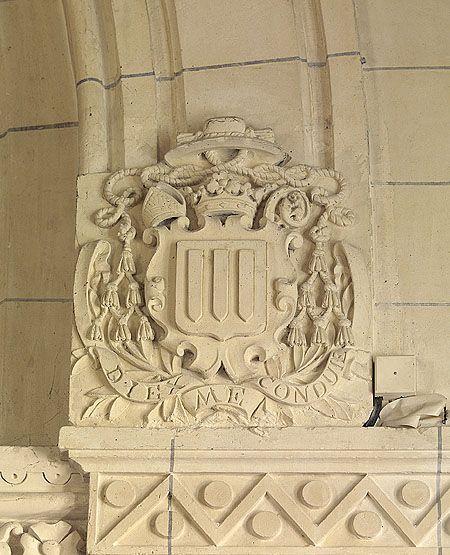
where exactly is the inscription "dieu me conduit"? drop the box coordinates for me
[254,350,348,405]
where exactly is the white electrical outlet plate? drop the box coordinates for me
[375,355,417,400]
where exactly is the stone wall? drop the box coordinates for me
[0,0,448,472]
[356,0,450,405]
[1,1,450,553]
[0,0,78,444]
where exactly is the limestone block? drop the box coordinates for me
[62,0,118,86]
[4,129,78,299]
[183,65,306,163]
[365,70,450,182]
[1,302,72,446]
[120,76,158,169]
[111,0,154,76]
[0,153,6,302]
[75,173,113,248]
[320,0,359,55]
[0,0,77,129]
[69,117,372,430]
[372,185,450,304]
[60,426,450,553]
[327,56,372,260]
[174,0,301,68]
[355,0,450,67]
[148,79,182,162]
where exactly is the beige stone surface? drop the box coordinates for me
[121,76,158,168]
[174,0,301,68]
[111,0,154,76]
[4,129,78,299]
[0,446,87,523]
[74,80,110,173]
[1,0,450,552]
[373,185,450,303]
[63,0,119,87]
[374,304,450,402]
[0,0,77,129]
[0,1,78,447]
[0,302,72,446]
[0,144,7,303]
[59,425,446,469]
[356,0,450,67]
[320,0,359,55]
[60,426,450,553]
[327,56,371,258]
[365,70,450,182]
[184,63,306,164]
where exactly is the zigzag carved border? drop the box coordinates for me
[93,474,449,552]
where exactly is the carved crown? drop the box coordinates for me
[190,172,257,219]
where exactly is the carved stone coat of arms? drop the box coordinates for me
[72,117,372,428]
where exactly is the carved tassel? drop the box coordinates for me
[118,248,136,274]
[332,289,341,308]
[322,288,332,309]
[115,321,132,342]
[287,317,307,347]
[299,283,313,308]
[336,319,355,347]
[137,317,154,341]
[322,284,340,309]
[103,284,120,309]
[312,319,329,346]
[309,247,327,273]
[90,321,103,341]
[126,282,142,307]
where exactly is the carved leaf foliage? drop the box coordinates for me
[250,398,294,428]
[311,394,353,421]
[108,396,131,422]
[265,352,287,379]
[327,206,355,227]
[161,396,180,421]
[251,398,278,426]
[95,347,120,373]
[196,403,250,427]
[348,350,372,382]
[341,283,354,318]
[86,386,113,397]
[71,348,87,360]
[146,396,193,426]
[278,407,294,427]
[333,260,344,293]
[288,344,328,382]
[211,403,250,425]
[81,395,119,420]
[71,354,94,377]
[332,243,351,293]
